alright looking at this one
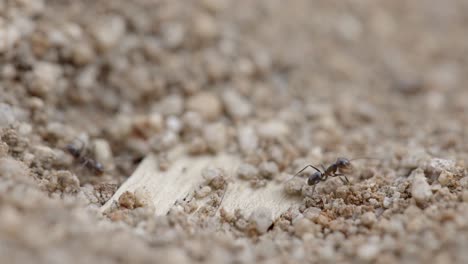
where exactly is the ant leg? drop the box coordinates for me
[296,165,321,175]
[335,174,350,185]
[215,185,228,214]
[338,176,347,184]
[343,176,350,184]
[312,184,316,195]
[320,164,327,171]
[79,158,90,170]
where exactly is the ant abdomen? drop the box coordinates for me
[307,172,322,186]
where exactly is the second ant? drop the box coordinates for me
[290,157,377,194]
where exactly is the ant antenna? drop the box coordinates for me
[285,164,321,182]
[215,185,228,215]
[349,157,381,162]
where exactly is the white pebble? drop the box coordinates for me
[30,62,62,96]
[411,169,432,204]
[195,186,212,199]
[166,116,183,133]
[259,161,279,179]
[257,120,290,140]
[0,103,15,128]
[193,13,219,42]
[202,166,224,182]
[186,92,222,121]
[0,142,8,157]
[360,212,377,227]
[237,163,259,180]
[424,158,456,176]
[92,15,126,50]
[202,122,227,153]
[162,23,185,49]
[249,207,273,234]
[151,131,178,151]
[284,178,303,195]
[93,139,113,166]
[383,197,392,208]
[46,122,69,139]
[33,145,56,163]
[438,171,454,186]
[182,112,203,131]
[155,94,184,116]
[222,89,252,119]
[357,242,380,261]
[237,126,258,154]
[0,158,29,179]
[303,207,322,221]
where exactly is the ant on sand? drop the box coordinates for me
[65,139,104,175]
[290,157,377,194]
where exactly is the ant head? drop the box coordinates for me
[65,144,80,156]
[336,157,351,167]
[307,171,322,186]
[94,162,105,173]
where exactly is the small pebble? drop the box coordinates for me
[55,170,80,193]
[222,89,252,119]
[162,23,185,49]
[28,62,62,96]
[0,157,29,179]
[237,163,259,180]
[195,186,212,199]
[182,112,203,132]
[462,190,468,202]
[257,120,290,140]
[237,126,258,154]
[150,131,178,151]
[438,171,454,187]
[193,13,218,42]
[91,15,126,50]
[166,116,183,133]
[357,242,380,261]
[293,218,317,238]
[93,139,113,168]
[0,103,16,128]
[249,207,273,234]
[202,166,224,182]
[202,122,227,153]
[186,92,222,121]
[32,145,56,164]
[0,142,9,157]
[284,178,303,195]
[209,176,226,190]
[45,122,70,140]
[411,169,432,205]
[361,212,377,227]
[154,94,184,116]
[424,158,456,177]
[119,191,136,209]
[383,197,393,208]
[259,161,279,179]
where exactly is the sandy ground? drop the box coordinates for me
[1,0,468,263]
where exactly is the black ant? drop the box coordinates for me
[65,140,104,175]
[290,157,377,194]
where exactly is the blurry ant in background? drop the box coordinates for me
[289,157,378,194]
[65,139,104,175]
